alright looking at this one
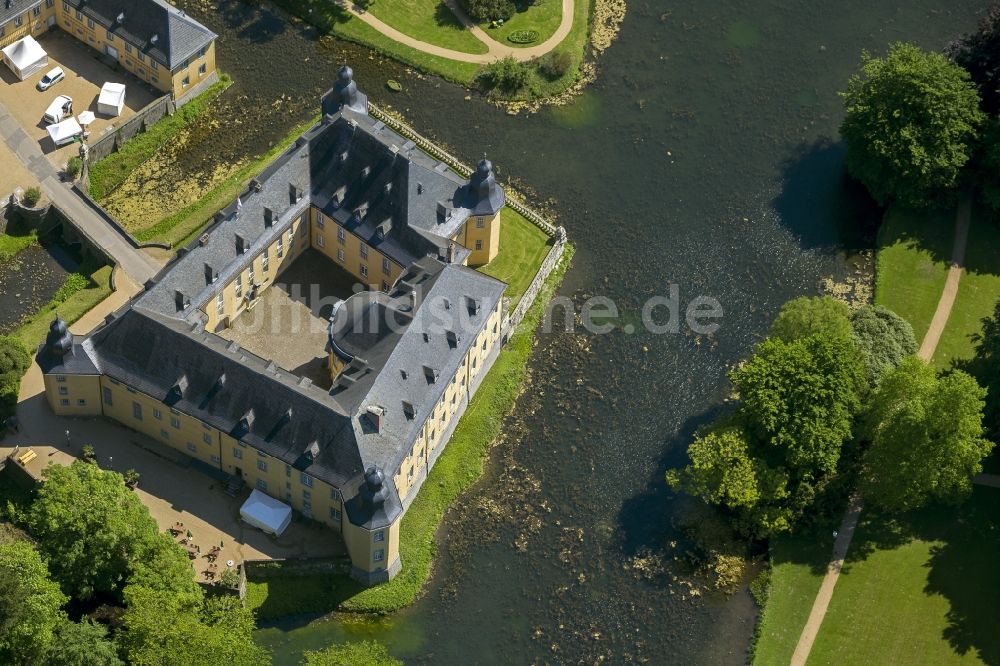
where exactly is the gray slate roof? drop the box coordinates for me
[63,0,216,69]
[0,0,41,28]
[39,99,507,517]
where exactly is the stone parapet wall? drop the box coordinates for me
[86,95,174,164]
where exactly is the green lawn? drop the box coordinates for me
[0,229,39,262]
[490,0,565,47]
[13,263,113,348]
[932,206,1000,369]
[874,205,954,345]
[806,488,1000,665]
[751,529,831,665]
[366,0,488,54]
[479,208,551,306]
[88,76,231,201]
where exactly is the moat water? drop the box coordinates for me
[171,0,987,662]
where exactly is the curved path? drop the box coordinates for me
[340,0,574,63]
[789,190,974,666]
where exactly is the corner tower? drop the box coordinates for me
[458,158,505,266]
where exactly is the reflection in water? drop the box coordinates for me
[171,0,987,663]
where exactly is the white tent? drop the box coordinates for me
[239,490,292,536]
[46,118,82,147]
[2,35,48,81]
[97,82,126,117]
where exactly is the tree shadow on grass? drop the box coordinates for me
[772,137,881,254]
[435,2,470,30]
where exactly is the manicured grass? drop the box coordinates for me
[246,243,573,617]
[933,206,1000,369]
[807,488,1000,664]
[88,76,232,201]
[751,529,831,665]
[490,0,564,47]
[874,205,953,344]
[0,230,39,262]
[366,0,488,54]
[135,116,321,247]
[479,209,551,306]
[13,263,113,349]
[246,573,349,620]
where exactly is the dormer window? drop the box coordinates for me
[150,33,158,44]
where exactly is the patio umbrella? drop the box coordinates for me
[77,111,95,126]
[186,530,193,538]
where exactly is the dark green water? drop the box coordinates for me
[178,0,987,662]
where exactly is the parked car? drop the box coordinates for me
[43,95,73,125]
[36,67,64,91]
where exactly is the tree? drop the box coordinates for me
[478,57,531,94]
[849,304,918,384]
[669,330,866,537]
[734,333,866,476]
[946,4,1000,114]
[302,640,402,666]
[0,335,30,420]
[0,542,67,665]
[45,619,122,666]
[119,585,270,666]
[840,42,984,207]
[962,297,1000,440]
[28,462,163,599]
[127,532,202,606]
[459,0,514,22]
[768,296,853,343]
[861,357,993,511]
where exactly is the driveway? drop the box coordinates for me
[0,30,156,170]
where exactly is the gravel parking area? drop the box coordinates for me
[0,141,37,199]
[0,30,156,170]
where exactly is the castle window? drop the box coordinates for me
[337,248,345,263]
[256,460,267,472]
[373,549,384,562]
[300,473,313,488]
[257,479,268,491]
[374,530,385,542]
[360,265,368,278]
[202,432,212,444]
[330,488,341,501]
[171,416,181,429]
[302,489,311,501]
[87,18,93,29]
[132,402,142,420]
[187,442,197,453]
[232,447,243,460]
[262,251,269,273]
[475,240,483,251]
[106,29,113,40]
[33,6,39,16]
[60,399,69,407]
[211,455,221,464]
[160,429,170,440]
[75,10,81,20]
[153,408,162,420]
[58,386,68,396]
[359,242,368,259]
[382,258,390,274]
[77,399,86,406]
[476,217,485,229]
[276,235,284,257]
[57,375,66,382]
[216,292,224,316]
[102,387,113,405]
[182,75,189,88]
[235,275,242,298]
[316,234,324,248]
[316,217,324,230]
[337,227,345,243]
[330,507,341,521]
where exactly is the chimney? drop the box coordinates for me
[174,290,189,311]
[446,241,457,263]
[199,232,211,246]
[366,404,385,432]
[263,207,273,227]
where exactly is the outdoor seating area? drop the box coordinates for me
[168,520,237,585]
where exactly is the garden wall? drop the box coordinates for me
[86,94,174,164]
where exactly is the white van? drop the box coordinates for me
[43,95,72,125]
[37,67,64,91]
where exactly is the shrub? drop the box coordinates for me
[478,56,531,93]
[507,29,539,44]
[66,157,82,180]
[460,0,514,22]
[536,51,572,80]
[0,336,30,421]
[21,187,41,207]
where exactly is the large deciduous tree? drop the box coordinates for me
[861,357,993,511]
[840,42,984,207]
[963,298,1000,441]
[0,541,67,665]
[0,335,30,419]
[302,640,403,666]
[45,619,122,666]
[946,4,1000,114]
[28,462,167,599]
[768,296,853,343]
[849,304,918,384]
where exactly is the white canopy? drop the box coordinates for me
[46,118,82,145]
[97,82,126,117]
[239,490,292,536]
[2,35,47,80]
[77,110,95,126]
